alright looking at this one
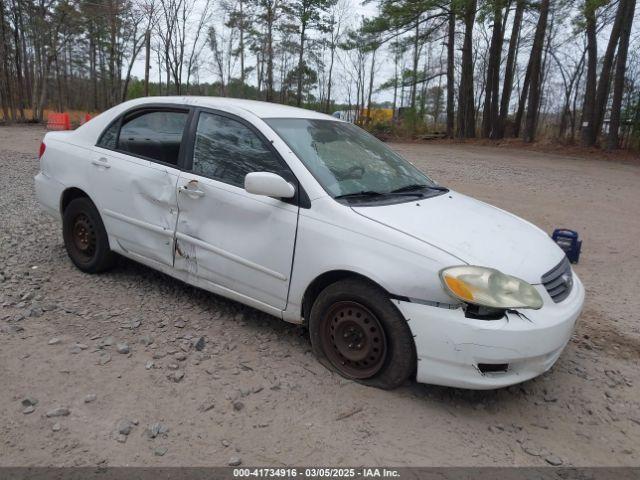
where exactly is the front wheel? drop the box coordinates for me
[62,197,116,273]
[309,279,416,389]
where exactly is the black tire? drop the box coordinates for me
[62,197,115,273]
[309,278,416,389]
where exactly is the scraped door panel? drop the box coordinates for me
[174,175,298,310]
[92,148,180,266]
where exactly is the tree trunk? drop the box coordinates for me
[456,0,477,138]
[512,49,530,136]
[266,8,274,102]
[579,7,598,146]
[590,0,625,145]
[607,0,635,149]
[10,0,25,119]
[497,0,524,138]
[0,0,16,122]
[481,3,503,138]
[523,0,550,143]
[239,0,245,84]
[367,48,376,117]
[144,30,151,96]
[392,48,399,121]
[410,18,420,110]
[325,18,338,113]
[296,21,306,106]
[446,7,455,137]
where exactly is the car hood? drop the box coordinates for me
[351,191,564,284]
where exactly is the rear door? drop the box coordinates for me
[92,107,191,267]
[174,109,300,311]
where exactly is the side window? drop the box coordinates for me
[192,112,290,187]
[118,110,188,165]
[97,121,119,149]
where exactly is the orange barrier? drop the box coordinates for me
[47,112,71,130]
[83,113,92,124]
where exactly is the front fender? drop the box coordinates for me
[284,197,460,322]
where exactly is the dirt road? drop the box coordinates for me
[1,125,639,467]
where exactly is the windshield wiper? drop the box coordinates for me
[335,185,449,202]
[334,190,386,200]
[390,183,449,193]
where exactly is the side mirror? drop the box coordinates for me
[244,172,295,199]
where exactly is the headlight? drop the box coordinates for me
[439,266,543,310]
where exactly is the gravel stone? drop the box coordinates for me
[147,422,169,439]
[21,397,38,407]
[545,455,563,466]
[199,401,215,413]
[154,447,168,456]
[98,336,116,348]
[117,418,135,435]
[168,371,185,382]
[194,337,205,351]
[98,353,112,365]
[46,407,70,418]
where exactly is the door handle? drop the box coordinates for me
[91,158,111,169]
[178,185,205,198]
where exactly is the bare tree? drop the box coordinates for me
[523,0,550,143]
[607,0,636,149]
[456,0,477,138]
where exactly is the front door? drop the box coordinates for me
[174,110,299,310]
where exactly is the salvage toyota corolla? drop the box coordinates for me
[35,96,585,389]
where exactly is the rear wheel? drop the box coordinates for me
[309,279,416,389]
[62,197,115,273]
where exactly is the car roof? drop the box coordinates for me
[122,96,337,120]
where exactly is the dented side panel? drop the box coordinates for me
[91,148,180,267]
[174,173,298,310]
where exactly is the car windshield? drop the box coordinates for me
[265,118,440,200]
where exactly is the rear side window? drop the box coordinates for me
[97,122,119,149]
[192,112,289,187]
[117,110,188,165]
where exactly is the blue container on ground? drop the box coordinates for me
[552,229,582,264]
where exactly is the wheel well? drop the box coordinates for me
[301,270,390,323]
[60,187,90,214]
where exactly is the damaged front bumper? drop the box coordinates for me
[395,273,585,389]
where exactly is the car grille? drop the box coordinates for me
[541,257,574,303]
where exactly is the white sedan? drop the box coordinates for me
[35,96,584,389]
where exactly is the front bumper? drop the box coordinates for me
[396,273,585,389]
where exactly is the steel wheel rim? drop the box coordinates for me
[320,301,387,379]
[71,213,97,261]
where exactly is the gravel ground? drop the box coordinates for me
[1,124,639,467]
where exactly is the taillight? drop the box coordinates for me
[39,142,46,159]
